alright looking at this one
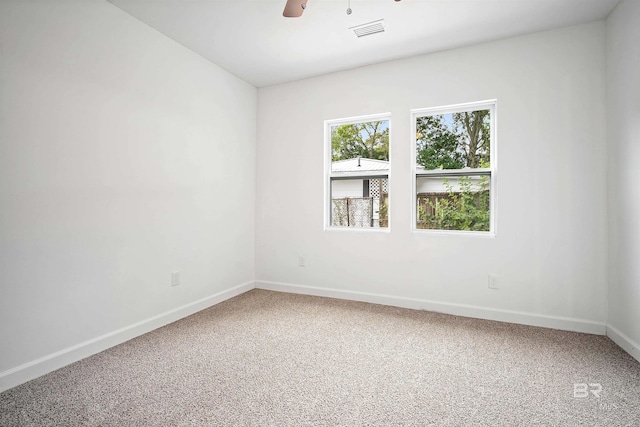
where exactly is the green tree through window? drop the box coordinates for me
[415,106,493,232]
[332,121,389,161]
[416,111,490,170]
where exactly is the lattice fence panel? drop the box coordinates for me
[369,178,389,201]
[370,179,380,200]
[381,178,388,194]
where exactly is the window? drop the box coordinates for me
[412,101,496,234]
[325,114,390,230]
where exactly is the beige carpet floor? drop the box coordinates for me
[1,289,639,426]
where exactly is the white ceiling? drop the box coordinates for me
[107,0,620,87]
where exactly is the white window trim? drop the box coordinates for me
[324,112,392,232]
[410,100,497,237]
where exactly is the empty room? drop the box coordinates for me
[1,0,639,425]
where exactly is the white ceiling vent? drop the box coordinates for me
[349,19,386,38]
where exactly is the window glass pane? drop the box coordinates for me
[329,118,389,229]
[416,110,490,171]
[416,175,490,231]
[332,120,389,172]
[331,178,388,228]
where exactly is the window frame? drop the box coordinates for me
[324,112,392,232]
[410,100,497,237]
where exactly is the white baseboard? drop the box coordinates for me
[256,280,607,335]
[606,325,640,364]
[5,280,628,394]
[0,280,254,393]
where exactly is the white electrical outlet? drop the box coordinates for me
[298,256,305,267]
[171,271,180,287]
[488,274,498,289]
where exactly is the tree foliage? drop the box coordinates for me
[416,110,490,169]
[416,109,492,232]
[454,110,490,168]
[332,121,389,161]
[418,175,490,231]
[416,115,465,169]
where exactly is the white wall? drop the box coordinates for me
[606,0,640,360]
[332,180,364,199]
[0,0,256,387]
[256,22,608,330]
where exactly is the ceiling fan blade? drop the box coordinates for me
[283,0,307,18]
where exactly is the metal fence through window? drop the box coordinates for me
[332,197,377,227]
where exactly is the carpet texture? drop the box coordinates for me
[1,289,639,426]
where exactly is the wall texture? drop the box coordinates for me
[606,0,640,360]
[0,0,256,387]
[256,22,608,331]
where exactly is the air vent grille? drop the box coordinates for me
[349,19,386,38]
